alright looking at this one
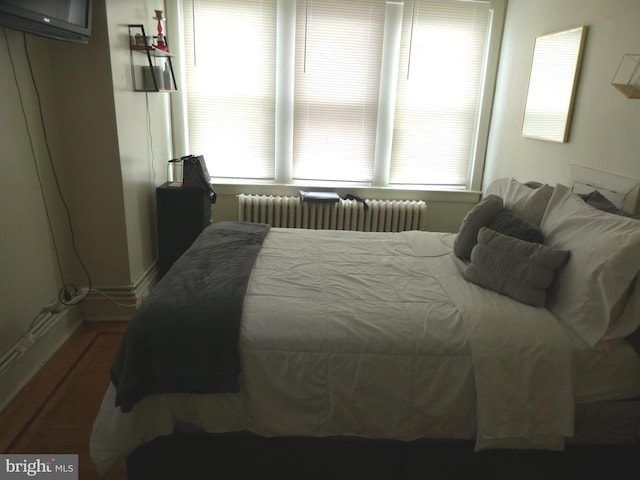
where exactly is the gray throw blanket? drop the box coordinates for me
[111,221,271,413]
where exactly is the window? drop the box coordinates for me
[181,0,277,180]
[292,0,386,183]
[391,0,493,188]
[176,0,505,190]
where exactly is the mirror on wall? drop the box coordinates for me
[521,26,588,143]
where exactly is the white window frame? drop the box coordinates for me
[166,0,505,192]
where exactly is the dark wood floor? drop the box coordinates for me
[0,321,128,480]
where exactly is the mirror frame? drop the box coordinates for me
[521,26,588,143]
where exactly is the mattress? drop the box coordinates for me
[571,334,640,404]
[90,228,640,477]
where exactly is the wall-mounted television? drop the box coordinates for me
[0,0,93,44]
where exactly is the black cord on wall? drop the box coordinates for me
[4,29,93,305]
[145,91,157,185]
[3,28,66,288]
[22,33,93,304]
[5,30,140,310]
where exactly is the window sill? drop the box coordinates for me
[209,180,481,204]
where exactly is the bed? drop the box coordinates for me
[90,168,640,479]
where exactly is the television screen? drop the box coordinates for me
[0,0,93,43]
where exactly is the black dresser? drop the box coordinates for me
[156,182,212,279]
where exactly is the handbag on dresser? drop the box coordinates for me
[179,155,216,203]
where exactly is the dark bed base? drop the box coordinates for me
[126,432,639,480]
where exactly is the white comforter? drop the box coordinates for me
[90,228,574,477]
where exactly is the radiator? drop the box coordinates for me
[237,194,427,232]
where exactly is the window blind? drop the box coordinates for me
[181,0,277,180]
[175,0,504,188]
[292,0,386,183]
[390,0,492,188]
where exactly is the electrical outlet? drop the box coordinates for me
[66,287,90,305]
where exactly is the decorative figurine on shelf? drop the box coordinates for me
[153,9,169,52]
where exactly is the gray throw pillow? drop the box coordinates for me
[487,209,544,244]
[453,195,503,260]
[463,227,569,307]
[583,190,623,214]
[582,190,640,219]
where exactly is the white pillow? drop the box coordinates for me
[603,275,640,341]
[485,178,554,225]
[540,184,640,347]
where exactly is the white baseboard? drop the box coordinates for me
[0,305,84,413]
[0,262,158,413]
[81,261,158,321]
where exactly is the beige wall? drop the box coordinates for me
[484,0,640,188]
[48,0,130,287]
[0,0,171,409]
[0,30,65,355]
[105,0,173,284]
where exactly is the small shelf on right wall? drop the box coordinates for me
[611,54,640,99]
[128,24,178,93]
